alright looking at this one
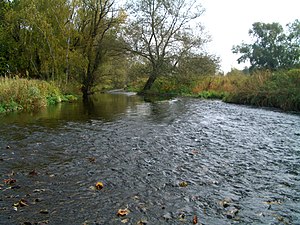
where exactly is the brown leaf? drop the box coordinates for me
[4,178,16,185]
[137,220,148,225]
[179,181,188,187]
[88,157,96,163]
[117,208,130,217]
[193,215,198,224]
[95,182,104,190]
[13,199,29,207]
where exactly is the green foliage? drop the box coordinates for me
[233,21,300,71]
[224,69,300,111]
[197,91,227,99]
[0,77,77,113]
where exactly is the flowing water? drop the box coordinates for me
[0,93,299,225]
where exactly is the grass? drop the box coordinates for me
[0,76,78,113]
[224,69,300,111]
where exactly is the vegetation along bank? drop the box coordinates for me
[0,77,77,113]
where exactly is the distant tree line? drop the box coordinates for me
[3,1,297,98]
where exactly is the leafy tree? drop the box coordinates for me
[123,0,209,93]
[74,0,125,98]
[233,21,300,71]
[286,19,300,68]
[0,0,10,75]
[1,0,71,80]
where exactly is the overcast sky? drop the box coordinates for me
[200,0,300,72]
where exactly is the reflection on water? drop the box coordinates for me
[0,93,144,126]
[0,94,300,225]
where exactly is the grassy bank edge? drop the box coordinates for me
[0,77,79,114]
[128,69,300,112]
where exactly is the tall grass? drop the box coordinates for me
[0,76,77,113]
[128,69,300,111]
[224,69,300,111]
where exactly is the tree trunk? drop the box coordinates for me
[140,74,157,94]
[81,84,90,100]
[81,62,96,100]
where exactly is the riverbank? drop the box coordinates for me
[128,69,300,112]
[0,77,78,113]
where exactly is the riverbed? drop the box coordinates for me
[0,93,299,224]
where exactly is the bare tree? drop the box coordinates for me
[124,0,208,93]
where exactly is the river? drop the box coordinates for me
[0,93,299,225]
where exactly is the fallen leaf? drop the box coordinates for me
[219,198,232,208]
[117,208,130,217]
[178,212,186,221]
[9,171,15,176]
[193,215,198,224]
[121,218,129,223]
[13,199,29,207]
[33,189,46,193]
[179,181,188,187]
[87,157,96,163]
[4,178,16,185]
[95,182,104,190]
[40,209,49,214]
[29,170,38,176]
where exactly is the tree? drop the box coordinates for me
[74,0,124,98]
[1,0,71,80]
[0,0,11,75]
[286,19,300,68]
[232,21,300,71]
[123,0,208,93]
